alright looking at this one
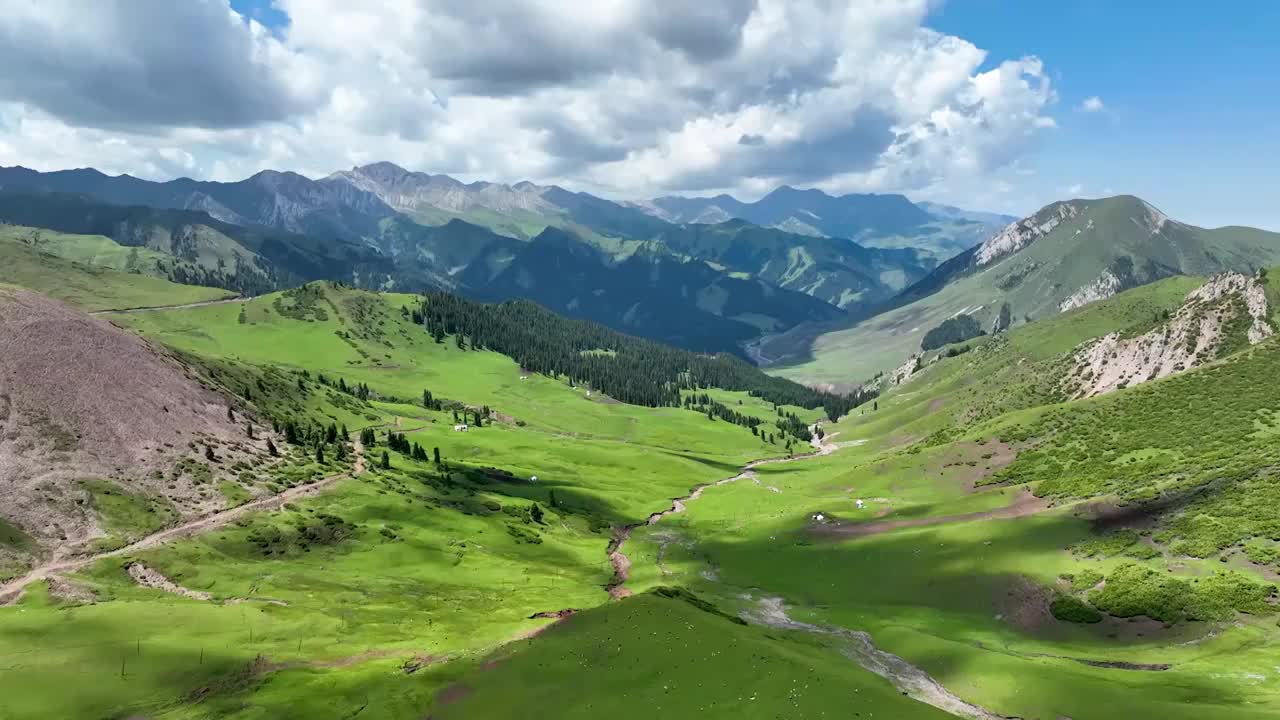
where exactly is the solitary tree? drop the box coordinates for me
[315,444,325,464]
[380,450,391,470]
[433,446,441,465]
[204,446,216,462]
[530,503,545,524]
[267,438,279,457]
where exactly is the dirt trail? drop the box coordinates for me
[91,296,249,315]
[607,428,841,598]
[0,437,369,605]
[747,596,1019,720]
[812,488,1051,540]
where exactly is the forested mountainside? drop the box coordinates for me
[0,164,989,353]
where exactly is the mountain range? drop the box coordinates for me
[0,163,990,354]
[757,194,1280,385]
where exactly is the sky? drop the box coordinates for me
[0,0,1274,229]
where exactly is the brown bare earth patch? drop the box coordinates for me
[810,488,1051,540]
[0,288,277,560]
[993,574,1055,634]
[936,440,1019,492]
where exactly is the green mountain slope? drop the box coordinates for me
[649,219,932,309]
[645,186,1002,261]
[459,227,845,355]
[0,228,233,311]
[761,195,1280,384]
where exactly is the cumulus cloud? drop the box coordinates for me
[0,0,324,130]
[1079,96,1105,112]
[0,0,1058,200]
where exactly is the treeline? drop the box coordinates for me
[413,293,876,420]
[681,392,809,443]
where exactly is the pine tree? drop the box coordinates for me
[433,447,441,465]
[315,444,325,464]
[341,424,349,440]
[267,439,278,457]
[204,446,216,462]
[380,450,390,470]
[326,423,338,444]
[336,442,347,461]
[530,504,545,524]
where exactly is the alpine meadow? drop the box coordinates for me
[2,2,1279,719]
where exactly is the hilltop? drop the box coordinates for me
[759,195,1280,384]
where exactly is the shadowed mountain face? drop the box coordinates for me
[459,227,844,355]
[643,185,1004,261]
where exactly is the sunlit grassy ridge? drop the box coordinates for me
[0,227,232,311]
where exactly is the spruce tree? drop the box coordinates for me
[433,447,441,465]
[315,444,325,464]
[380,450,391,470]
[267,439,278,457]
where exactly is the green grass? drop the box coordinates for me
[7,272,1280,719]
[433,592,951,720]
[80,479,180,551]
[0,232,232,311]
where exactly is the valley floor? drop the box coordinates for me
[4,280,1280,719]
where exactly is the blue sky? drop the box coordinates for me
[2,1,1274,230]
[929,1,1280,229]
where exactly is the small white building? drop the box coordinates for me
[530,475,538,482]
[855,499,865,510]
[453,424,469,432]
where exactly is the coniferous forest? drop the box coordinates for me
[414,292,876,421]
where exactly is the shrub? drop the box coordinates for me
[1051,594,1103,624]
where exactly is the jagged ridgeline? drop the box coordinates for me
[415,291,874,420]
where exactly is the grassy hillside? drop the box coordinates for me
[5,266,1280,719]
[0,229,233,311]
[762,195,1280,384]
[610,274,1280,719]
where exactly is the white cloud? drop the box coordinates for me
[1065,183,1085,195]
[0,0,1058,200]
[1079,96,1105,113]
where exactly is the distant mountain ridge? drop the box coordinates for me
[756,194,1280,385]
[642,185,1005,261]
[0,162,1010,355]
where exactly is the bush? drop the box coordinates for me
[1051,594,1103,623]
[1069,568,1105,591]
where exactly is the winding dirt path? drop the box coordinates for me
[91,296,249,315]
[607,428,843,598]
[0,435,370,605]
[747,597,1019,720]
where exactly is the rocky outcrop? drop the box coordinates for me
[1068,273,1273,398]
[1060,270,1123,312]
[890,353,923,386]
[976,202,1080,266]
